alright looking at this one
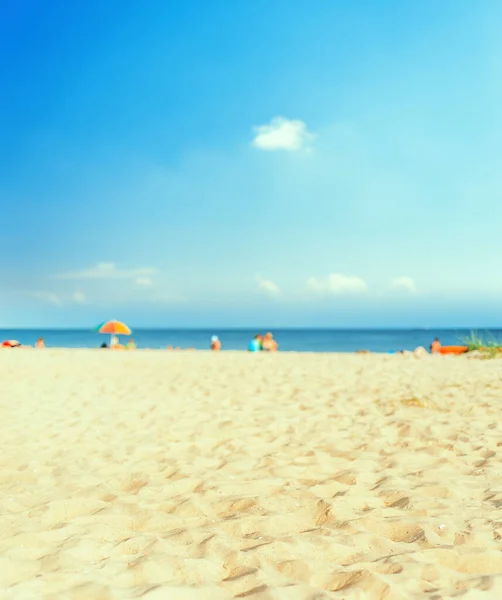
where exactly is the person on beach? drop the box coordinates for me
[248,334,263,352]
[210,335,221,351]
[262,332,278,352]
[126,339,136,350]
[100,342,108,348]
[35,337,45,349]
[430,338,441,353]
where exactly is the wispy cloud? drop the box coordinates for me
[390,276,417,293]
[256,273,280,297]
[147,291,187,304]
[252,117,315,151]
[306,273,368,295]
[54,262,158,281]
[32,291,62,305]
[45,262,186,306]
[30,290,86,306]
[135,276,153,286]
[72,291,86,304]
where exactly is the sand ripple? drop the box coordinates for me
[1,350,502,598]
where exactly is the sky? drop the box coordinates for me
[1,0,502,328]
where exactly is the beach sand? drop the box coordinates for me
[1,350,502,599]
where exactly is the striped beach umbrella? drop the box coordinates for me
[95,320,131,347]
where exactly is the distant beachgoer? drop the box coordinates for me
[430,338,441,354]
[248,335,262,352]
[100,342,108,348]
[110,335,119,348]
[166,345,173,351]
[210,335,221,351]
[262,332,278,352]
[126,339,136,350]
[35,337,45,349]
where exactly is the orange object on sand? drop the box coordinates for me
[1,340,20,348]
[438,345,468,355]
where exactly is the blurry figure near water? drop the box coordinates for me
[110,335,124,349]
[126,339,136,350]
[210,335,221,351]
[430,338,441,353]
[248,335,263,352]
[262,332,278,352]
[35,338,45,349]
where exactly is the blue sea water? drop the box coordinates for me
[0,328,499,352]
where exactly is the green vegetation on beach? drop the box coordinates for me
[459,331,502,358]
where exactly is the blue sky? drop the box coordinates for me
[1,0,502,328]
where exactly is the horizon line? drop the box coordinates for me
[0,326,500,331]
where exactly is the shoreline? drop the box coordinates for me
[0,346,479,357]
[0,328,488,355]
[1,346,423,355]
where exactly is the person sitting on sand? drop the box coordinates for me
[261,332,278,352]
[126,339,136,350]
[430,338,441,354]
[210,335,221,351]
[248,334,262,352]
[100,342,108,348]
[35,337,45,349]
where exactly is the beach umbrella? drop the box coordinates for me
[1,340,20,348]
[96,320,131,347]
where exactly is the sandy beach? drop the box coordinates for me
[1,350,502,599]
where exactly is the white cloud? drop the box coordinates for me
[30,290,87,305]
[72,291,86,304]
[390,276,417,293]
[135,276,153,286]
[45,263,187,305]
[148,291,187,304]
[252,117,315,151]
[54,262,157,281]
[32,291,62,305]
[256,273,280,297]
[306,273,368,295]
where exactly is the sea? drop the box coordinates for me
[0,328,499,352]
